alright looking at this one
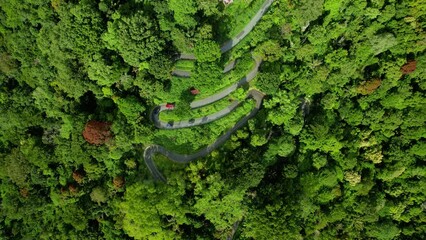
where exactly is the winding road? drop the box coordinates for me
[172,0,273,75]
[190,56,261,109]
[143,0,273,181]
[154,56,262,129]
[144,90,265,182]
[220,0,274,53]
[151,100,240,129]
[172,59,238,78]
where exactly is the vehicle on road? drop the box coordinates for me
[166,121,174,127]
[190,87,200,95]
[165,103,175,109]
[153,107,160,114]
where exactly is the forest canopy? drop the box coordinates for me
[0,0,425,239]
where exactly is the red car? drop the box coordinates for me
[165,103,175,109]
[190,88,200,95]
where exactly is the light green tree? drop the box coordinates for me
[194,40,221,62]
[103,11,164,66]
[168,0,197,28]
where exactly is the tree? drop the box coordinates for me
[194,40,221,62]
[196,0,220,16]
[168,0,198,29]
[356,78,382,95]
[292,0,324,31]
[264,135,295,160]
[119,178,188,239]
[114,96,145,125]
[82,120,112,145]
[366,221,401,240]
[103,11,164,67]
[0,52,17,76]
[254,40,283,62]
[256,72,280,94]
[370,33,398,55]
[401,60,417,74]
[147,54,173,80]
[1,148,31,187]
[90,186,108,204]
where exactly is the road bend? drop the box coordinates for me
[144,90,265,182]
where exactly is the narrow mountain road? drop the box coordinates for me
[174,0,273,61]
[171,69,191,78]
[172,59,237,78]
[154,56,262,129]
[144,90,265,182]
[152,100,240,129]
[220,0,274,53]
[143,0,273,181]
[190,56,261,109]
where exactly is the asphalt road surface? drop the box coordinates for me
[175,0,273,60]
[144,90,265,182]
[143,0,273,181]
[190,56,261,109]
[153,56,262,129]
[220,0,274,53]
[172,59,237,78]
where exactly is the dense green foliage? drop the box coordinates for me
[1,0,425,239]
